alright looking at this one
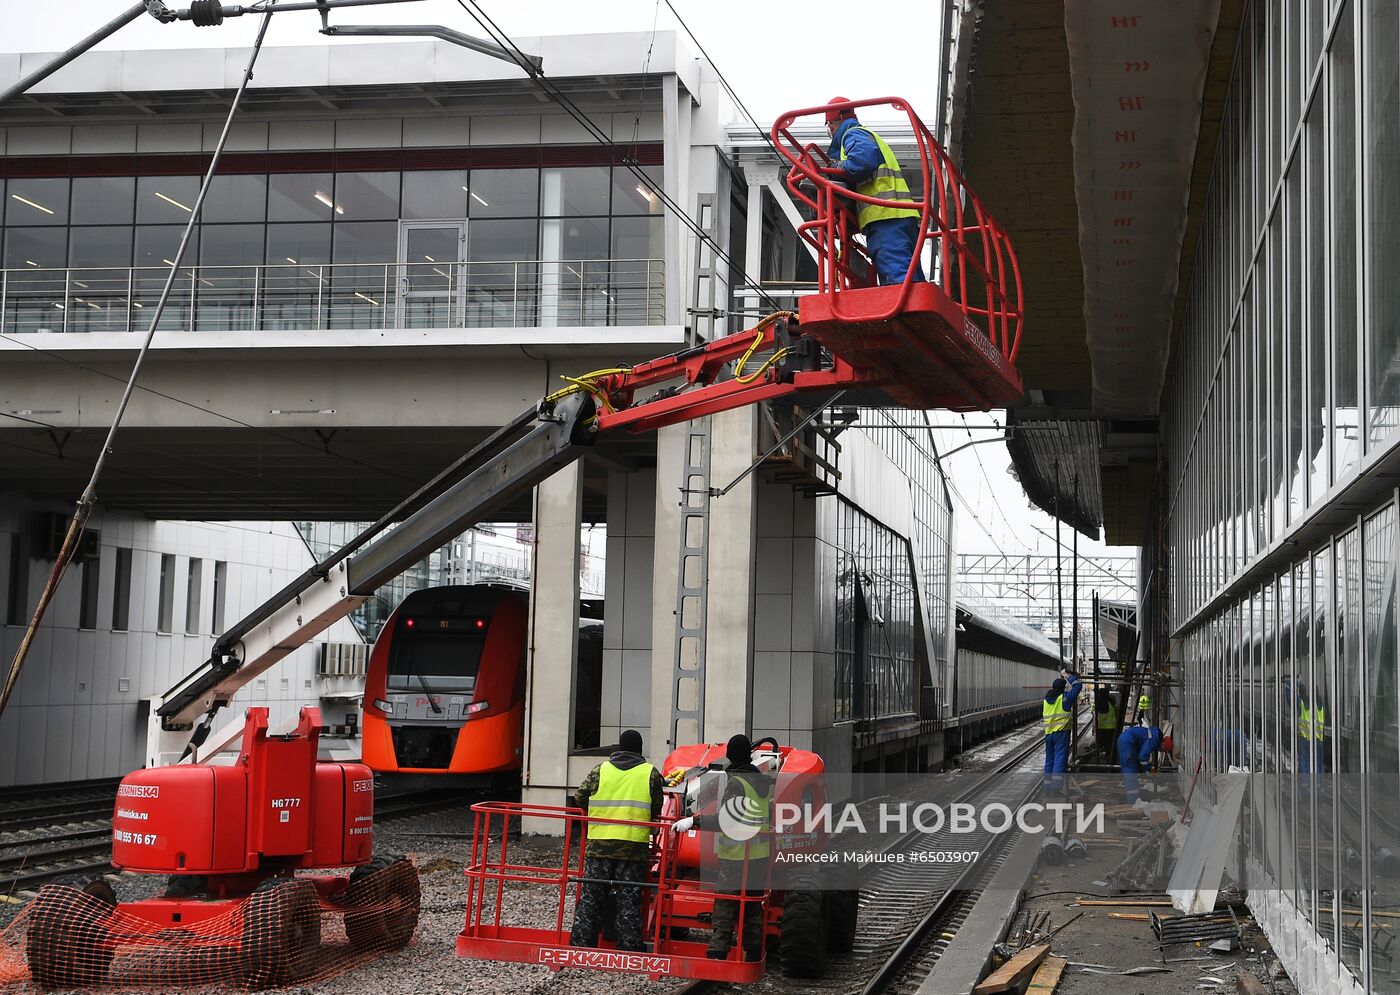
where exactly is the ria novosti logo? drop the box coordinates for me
[771,801,1106,837]
[716,792,766,842]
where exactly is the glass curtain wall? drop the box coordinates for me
[0,162,664,332]
[1166,3,1400,989]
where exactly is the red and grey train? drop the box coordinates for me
[360,584,602,781]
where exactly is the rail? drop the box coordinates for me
[0,257,665,334]
[772,97,1023,365]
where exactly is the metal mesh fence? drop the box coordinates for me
[0,858,419,991]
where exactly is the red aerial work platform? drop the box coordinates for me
[772,96,1024,412]
[556,96,1024,431]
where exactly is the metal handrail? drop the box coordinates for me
[0,257,666,334]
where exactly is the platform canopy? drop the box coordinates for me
[954,0,1246,543]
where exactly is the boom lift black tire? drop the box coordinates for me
[25,883,115,990]
[825,888,859,953]
[343,857,421,951]
[778,889,828,977]
[240,877,321,988]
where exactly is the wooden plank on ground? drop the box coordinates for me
[973,943,1050,994]
[1025,956,1068,994]
[1236,974,1268,995]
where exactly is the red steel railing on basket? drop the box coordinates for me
[458,800,768,981]
[771,97,1024,366]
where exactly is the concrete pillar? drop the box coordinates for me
[650,422,686,755]
[661,73,685,328]
[701,405,758,740]
[648,408,759,755]
[521,461,582,833]
[601,467,656,749]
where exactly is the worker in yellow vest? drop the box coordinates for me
[1295,682,1327,777]
[673,734,773,962]
[824,97,926,286]
[569,729,664,951]
[1137,691,1151,725]
[1093,687,1118,761]
[1044,669,1082,789]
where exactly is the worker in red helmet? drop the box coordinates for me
[823,97,926,286]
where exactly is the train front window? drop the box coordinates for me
[387,631,485,689]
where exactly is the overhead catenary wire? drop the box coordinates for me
[0,6,277,722]
[452,0,784,315]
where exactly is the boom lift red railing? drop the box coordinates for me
[457,801,766,983]
[772,96,1024,359]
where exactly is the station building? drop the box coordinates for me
[953,1,1400,991]
[0,32,963,799]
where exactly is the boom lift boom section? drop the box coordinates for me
[156,96,1027,757]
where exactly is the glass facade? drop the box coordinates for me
[833,501,920,724]
[832,408,955,723]
[1166,3,1400,990]
[0,162,664,333]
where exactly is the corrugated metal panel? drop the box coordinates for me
[1006,416,1104,538]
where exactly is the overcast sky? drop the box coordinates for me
[5,0,1135,565]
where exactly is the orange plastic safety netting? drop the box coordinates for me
[0,858,420,992]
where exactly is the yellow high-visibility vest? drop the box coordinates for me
[1138,694,1151,712]
[1299,704,1327,742]
[717,773,771,862]
[1044,695,1071,736]
[839,126,920,230]
[1097,701,1117,731]
[587,761,656,844]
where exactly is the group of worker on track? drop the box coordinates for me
[1043,669,1168,803]
[568,730,770,961]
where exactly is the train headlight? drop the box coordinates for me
[466,700,490,715]
[373,698,393,716]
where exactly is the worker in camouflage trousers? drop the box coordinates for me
[569,729,665,952]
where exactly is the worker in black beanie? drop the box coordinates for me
[569,729,664,951]
[709,733,770,961]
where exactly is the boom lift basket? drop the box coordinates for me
[455,801,766,983]
[772,96,1025,411]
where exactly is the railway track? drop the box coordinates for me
[0,785,485,897]
[672,727,1048,995]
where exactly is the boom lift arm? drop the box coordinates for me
[157,96,1028,757]
[158,313,848,747]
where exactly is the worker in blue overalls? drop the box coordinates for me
[824,97,927,286]
[1043,669,1081,791]
[1118,723,1164,803]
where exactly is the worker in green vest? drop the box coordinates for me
[1137,691,1151,725]
[569,729,664,952]
[1093,687,1118,761]
[672,734,773,961]
[824,97,926,286]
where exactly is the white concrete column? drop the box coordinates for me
[521,461,583,833]
[538,168,564,327]
[702,405,758,740]
[661,73,685,327]
[650,422,686,755]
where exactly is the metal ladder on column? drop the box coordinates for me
[669,421,712,751]
[668,193,724,750]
